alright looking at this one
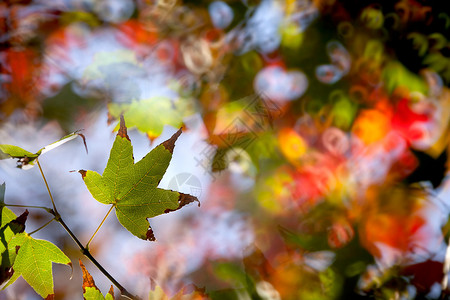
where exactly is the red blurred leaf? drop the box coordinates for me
[0,48,41,115]
[401,260,444,293]
[360,213,426,257]
[391,98,430,142]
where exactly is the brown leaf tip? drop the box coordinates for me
[79,259,97,293]
[161,128,182,153]
[146,226,156,241]
[108,285,115,298]
[164,193,199,214]
[67,261,74,280]
[118,115,130,141]
[44,294,55,300]
[78,170,87,179]
[12,210,29,232]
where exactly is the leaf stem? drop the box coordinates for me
[36,158,57,212]
[1,203,53,213]
[86,205,114,250]
[28,218,56,235]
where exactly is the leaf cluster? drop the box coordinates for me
[0,116,199,298]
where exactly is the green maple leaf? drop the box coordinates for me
[80,260,114,300]
[1,183,28,286]
[79,116,199,241]
[0,131,87,169]
[2,184,71,298]
[2,233,72,298]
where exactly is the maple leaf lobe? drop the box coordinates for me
[162,128,182,153]
[118,115,130,141]
[164,193,199,213]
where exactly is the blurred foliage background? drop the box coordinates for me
[1,0,450,299]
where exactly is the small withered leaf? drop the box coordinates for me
[79,259,97,293]
[108,285,114,298]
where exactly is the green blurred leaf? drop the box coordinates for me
[82,50,138,81]
[278,226,330,252]
[212,261,262,300]
[109,97,189,140]
[382,61,428,95]
[214,262,248,286]
[245,132,279,169]
[331,96,358,130]
[60,11,101,27]
[80,116,199,240]
[43,83,99,132]
[424,53,447,72]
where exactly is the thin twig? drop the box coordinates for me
[1,203,53,213]
[56,217,139,299]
